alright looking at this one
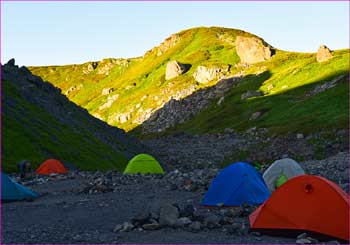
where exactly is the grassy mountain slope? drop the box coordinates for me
[29,27,349,136]
[2,63,144,172]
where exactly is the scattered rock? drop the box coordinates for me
[165,61,189,80]
[193,66,222,83]
[142,222,160,230]
[297,133,304,139]
[235,36,272,64]
[159,204,179,227]
[102,88,114,95]
[217,97,224,106]
[297,233,308,239]
[316,45,333,63]
[204,214,221,228]
[188,221,201,232]
[241,90,263,100]
[250,111,262,121]
[326,240,340,244]
[296,238,312,244]
[175,217,192,227]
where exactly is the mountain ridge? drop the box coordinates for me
[28,26,349,137]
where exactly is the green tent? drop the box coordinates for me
[275,174,288,188]
[123,154,164,174]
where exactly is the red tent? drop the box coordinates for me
[249,175,349,241]
[36,159,68,175]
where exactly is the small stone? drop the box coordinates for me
[296,238,312,244]
[121,222,134,232]
[306,237,319,243]
[188,221,201,232]
[113,224,123,233]
[142,223,160,230]
[250,111,262,121]
[204,214,221,228]
[326,240,340,244]
[297,233,308,239]
[251,231,261,236]
[176,217,192,227]
[297,133,304,139]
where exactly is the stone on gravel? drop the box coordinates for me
[121,222,134,232]
[159,204,179,226]
[142,222,161,230]
[113,224,123,233]
[204,214,221,228]
[297,233,308,239]
[188,221,201,232]
[326,241,340,244]
[296,238,312,244]
[176,217,192,227]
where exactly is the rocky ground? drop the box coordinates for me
[142,129,348,172]
[2,152,348,244]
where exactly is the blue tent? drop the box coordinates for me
[202,162,270,206]
[1,172,38,201]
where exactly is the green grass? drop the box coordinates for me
[2,80,129,172]
[28,26,349,138]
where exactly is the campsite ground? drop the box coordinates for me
[1,175,295,244]
[2,152,348,244]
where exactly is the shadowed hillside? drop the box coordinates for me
[2,60,144,172]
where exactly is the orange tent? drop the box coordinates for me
[36,159,68,175]
[249,175,349,241]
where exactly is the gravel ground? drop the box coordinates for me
[2,152,348,244]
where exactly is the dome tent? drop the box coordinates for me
[202,162,270,206]
[36,159,68,175]
[123,154,164,174]
[249,175,349,242]
[263,158,305,192]
[1,172,38,202]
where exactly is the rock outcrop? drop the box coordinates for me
[141,76,242,133]
[193,66,222,83]
[235,36,272,64]
[165,61,189,80]
[102,87,114,95]
[241,90,263,100]
[316,45,333,63]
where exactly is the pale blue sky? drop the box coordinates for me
[1,1,349,66]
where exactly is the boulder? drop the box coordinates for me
[189,221,201,232]
[235,36,272,64]
[102,88,114,95]
[88,62,98,71]
[159,204,179,226]
[316,45,333,63]
[250,111,262,121]
[165,61,188,80]
[193,66,221,83]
